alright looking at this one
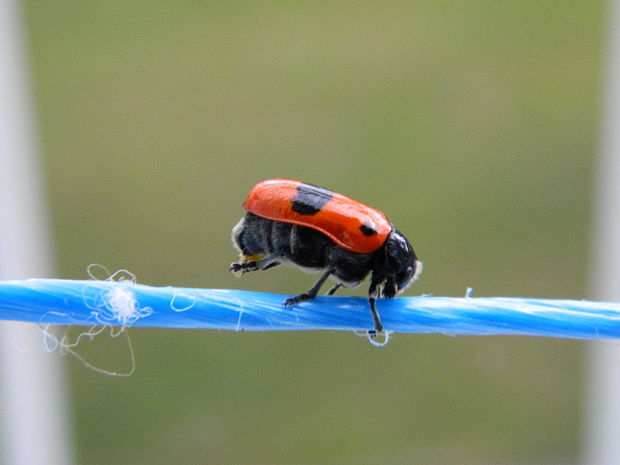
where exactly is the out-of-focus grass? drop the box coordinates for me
[23,1,603,463]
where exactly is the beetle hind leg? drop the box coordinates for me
[230,254,280,277]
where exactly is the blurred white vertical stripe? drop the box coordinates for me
[585,1,620,464]
[0,1,74,464]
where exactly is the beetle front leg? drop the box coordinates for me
[367,278,384,335]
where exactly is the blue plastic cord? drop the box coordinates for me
[0,278,619,339]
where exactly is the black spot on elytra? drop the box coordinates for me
[359,222,378,236]
[291,184,333,215]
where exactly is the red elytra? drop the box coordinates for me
[243,179,392,254]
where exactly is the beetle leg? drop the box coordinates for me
[367,278,384,335]
[284,269,333,306]
[230,254,280,277]
[326,283,342,295]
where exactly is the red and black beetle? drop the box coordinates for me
[230,179,422,336]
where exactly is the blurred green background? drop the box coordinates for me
[22,0,604,463]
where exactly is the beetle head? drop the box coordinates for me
[380,229,422,298]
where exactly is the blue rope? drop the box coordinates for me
[0,278,619,339]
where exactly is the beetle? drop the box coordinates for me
[230,178,422,336]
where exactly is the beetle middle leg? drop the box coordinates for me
[284,268,333,306]
[326,283,342,295]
